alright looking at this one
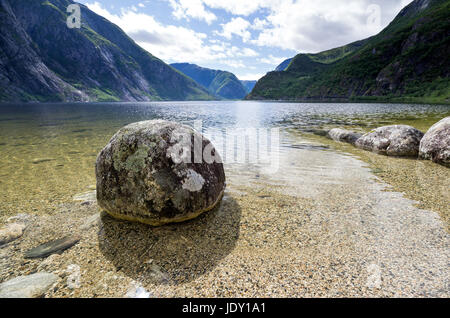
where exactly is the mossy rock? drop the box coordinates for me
[96,120,226,226]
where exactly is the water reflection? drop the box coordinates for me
[0,101,448,218]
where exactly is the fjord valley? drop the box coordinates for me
[171,63,252,100]
[0,0,449,300]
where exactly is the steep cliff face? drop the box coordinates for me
[248,0,449,103]
[0,0,212,102]
[171,63,248,100]
[0,0,87,101]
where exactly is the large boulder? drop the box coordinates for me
[419,117,450,166]
[327,128,362,145]
[96,120,226,226]
[355,125,424,156]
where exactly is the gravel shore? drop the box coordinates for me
[1,142,448,297]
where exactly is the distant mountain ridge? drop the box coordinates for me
[0,0,213,102]
[248,0,449,104]
[241,80,257,93]
[275,58,292,71]
[171,63,249,99]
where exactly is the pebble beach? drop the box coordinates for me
[1,132,448,297]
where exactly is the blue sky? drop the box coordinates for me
[77,0,413,80]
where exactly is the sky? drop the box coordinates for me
[77,0,414,80]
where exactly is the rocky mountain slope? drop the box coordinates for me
[171,63,248,99]
[241,80,257,93]
[248,0,449,104]
[0,0,212,102]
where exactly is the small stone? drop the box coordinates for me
[419,116,450,166]
[66,264,81,289]
[355,125,424,156]
[24,235,81,259]
[36,254,62,272]
[80,214,100,230]
[6,213,31,224]
[32,158,55,164]
[327,128,362,145]
[0,223,26,245]
[0,272,58,298]
[0,250,8,259]
[73,191,96,202]
[125,282,152,298]
[95,120,226,226]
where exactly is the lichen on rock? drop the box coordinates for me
[95,120,226,226]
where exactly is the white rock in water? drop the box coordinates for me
[0,272,58,298]
[66,264,81,289]
[73,191,96,202]
[327,128,362,145]
[80,213,100,230]
[125,282,151,298]
[0,223,26,245]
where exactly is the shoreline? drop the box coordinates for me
[1,140,448,298]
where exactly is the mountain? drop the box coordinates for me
[275,58,292,71]
[241,80,257,93]
[0,0,212,102]
[248,0,450,104]
[171,63,248,99]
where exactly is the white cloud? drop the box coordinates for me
[216,17,251,42]
[258,54,286,66]
[85,3,260,66]
[202,0,277,16]
[85,2,223,63]
[251,0,414,52]
[252,17,269,31]
[218,59,246,69]
[168,0,217,24]
[165,0,414,53]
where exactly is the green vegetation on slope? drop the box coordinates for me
[248,0,450,104]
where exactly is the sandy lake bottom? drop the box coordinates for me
[0,101,448,297]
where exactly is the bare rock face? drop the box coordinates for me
[327,128,362,145]
[419,117,450,166]
[355,125,424,156]
[96,120,226,226]
[0,272,58,298]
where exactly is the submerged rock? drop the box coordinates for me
[327,128,362,145]
[0,272,58,298]
[73,191,96,202]
[31,158,55,164]
[125,282,152,298]
[95,120,226,226]
[355,125,424,156]
[66,264,81,290]
[419,117,450,166]
[24,235,81,259]
[0,223,26,245]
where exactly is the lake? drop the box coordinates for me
[0,101,449,297]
